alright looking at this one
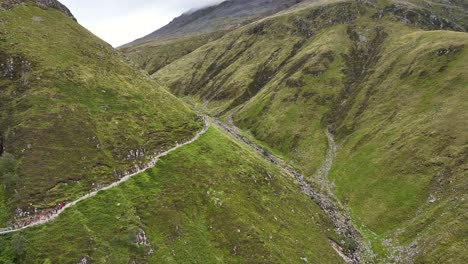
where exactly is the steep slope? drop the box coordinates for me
[0,2,360,263]
[121,32,228,75]
[152,0,468,262]
[124,0,307,47]
[121,0,468,76]
[0,127,346,264]
[0,0,202,227]
[120,0,310,75]
[0,0,76,20]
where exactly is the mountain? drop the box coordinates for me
[138,0,467,44]
[119,0,307,76]
[120,0,468,76]
[149,0,468,262]
[1,0,75,20]
[0,0,202,226]
[0,0,467,263]
[123,0,306,47]
[0,1,355,263]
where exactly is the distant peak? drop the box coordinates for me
[183,1,225,16]
[122,0,304,48]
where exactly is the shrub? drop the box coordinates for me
[11,234,27,259]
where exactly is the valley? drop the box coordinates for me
[0,0,467,263]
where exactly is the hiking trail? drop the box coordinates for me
[0,118,209,235]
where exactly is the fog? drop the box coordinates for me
[60,0,224,47]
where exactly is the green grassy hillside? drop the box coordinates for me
[326,28,467,263]
[120,32,226,75]
[0,127,345,264]
[123,0,468,76]
[151,0,468,262]
[0,2,202,225]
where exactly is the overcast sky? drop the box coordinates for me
[60,0,224,47]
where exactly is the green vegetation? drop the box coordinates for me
[11,234,27,262]
[121,32,226,75]
[328,27,467,257]
[0,127,344,263]
[0,153,18,226]
[0,2,202,219]
[0,0,465,262]
[146,0,468,262]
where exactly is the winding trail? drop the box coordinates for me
[1,113,369,262]
[0,118,210,235]
[210,117,365,264]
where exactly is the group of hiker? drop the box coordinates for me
[51,201,66,212]
[11,201,66,230]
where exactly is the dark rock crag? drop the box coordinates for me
[1,0,76,21]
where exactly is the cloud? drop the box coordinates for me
[60,0,224,47]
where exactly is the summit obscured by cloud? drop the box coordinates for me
[60,0,224,47]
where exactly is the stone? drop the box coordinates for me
[2,0,76,21]
[77,256,89,264]
[32,16,44,22]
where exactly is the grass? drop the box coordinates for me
[0,127,344,263]
[0,0,465,262]
[120,32,227,75]
[148,0,468,262]
[0,182,7,227]
[0,3,202,218]
[327,27,468,261]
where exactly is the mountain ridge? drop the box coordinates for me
[121,0,307,48]
[0,0,466,262]
[0,2,350,263]
[0,0,76,21]
[150,0,468,261]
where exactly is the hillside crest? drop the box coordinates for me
[1,0,76,21]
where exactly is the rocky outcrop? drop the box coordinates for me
[135,227,154,255]
[0,52,32,89]
[1,0,76,21]
[372,3,465,32]
[77,256,90,264]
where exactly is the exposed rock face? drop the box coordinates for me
[1,0,76,21]
[77,256,90,264]
[0,51,33,89]
[135,227,154,255]
[372,3,465,32]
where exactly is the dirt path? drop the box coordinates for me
[0,118,209,236]
[1,114,370,261]
[210,117,367,263]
